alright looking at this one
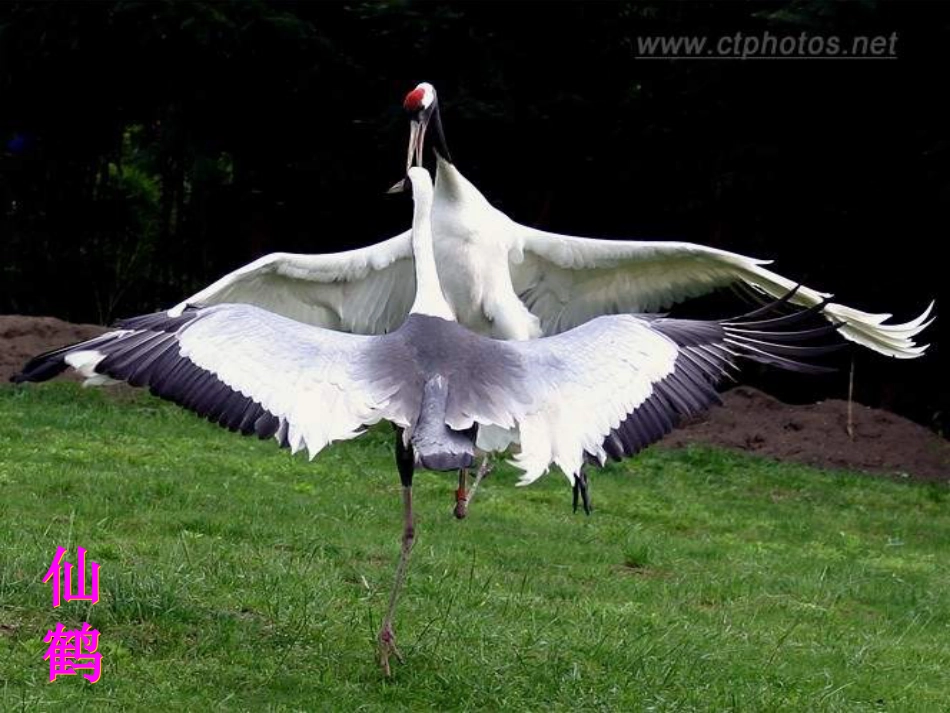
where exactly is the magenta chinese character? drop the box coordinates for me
[43,622,102,683]
[43,546,100,608]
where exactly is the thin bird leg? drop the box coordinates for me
[467,455,493,506]
[572,469,592,515]
[454,456,493,520]
[378,485,415,677]
[453,468,469,519]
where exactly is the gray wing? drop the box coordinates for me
[14,305,412,458]
[491,300,841,484]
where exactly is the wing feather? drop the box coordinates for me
[510,227,932,358]
[493,301,840,485]
[169,232,415,335]
[15,306,408,460]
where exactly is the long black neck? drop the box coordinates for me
[430,105,453,164]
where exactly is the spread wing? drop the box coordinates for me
[509,228,933,359]
[495,298,842,484]
[13,305,412,459]
[169,232,415,335]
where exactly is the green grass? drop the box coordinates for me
[1,384,949,711]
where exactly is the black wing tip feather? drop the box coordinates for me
[724,293,834,331]
[654,290,845,376]
[10,367,57,384]
[722,292,846,374]
[12,309,289,448]
[10,358,68,383]
[11,309,199,385]
[592,350,722,465]
[727,283,805,321]
[11,336,108,384]
[592,290,843,466]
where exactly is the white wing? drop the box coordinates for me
[169,232,415,335]
[503,315,681,484]
[498,304,839,485]
[21,306,408,459]
[509,228,933,359]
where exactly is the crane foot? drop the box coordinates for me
[377,624,403,677]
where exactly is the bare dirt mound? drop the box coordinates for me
[661,386,949,483]
[1,315,108,383]
[3,315,948,483]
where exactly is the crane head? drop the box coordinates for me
[403,82,436,115]
[388,83,449,194]
[402,82,451,169]
[402,83,437,174]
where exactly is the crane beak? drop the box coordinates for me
[386,178,408,194]
[407,115,429,170]
[387,114,430,194]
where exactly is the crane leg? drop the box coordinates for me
[378,427,416,676]
[454,468,469,519]
[453,456,493,519]
[572,470,592,515]
[378,485,415,676]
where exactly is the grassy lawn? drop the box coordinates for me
[1,384,949,711]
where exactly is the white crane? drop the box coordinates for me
[168,82,933,513]
[15,167,843,676]
[169,82,932,360]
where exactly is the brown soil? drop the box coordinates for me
[3,314,948,483]
[1,315,108,383]
[660,386,949,483]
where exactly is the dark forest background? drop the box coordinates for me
[1,1,947,434]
